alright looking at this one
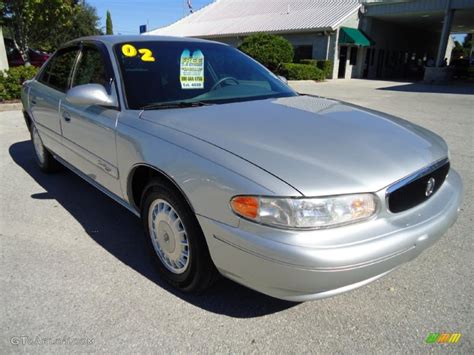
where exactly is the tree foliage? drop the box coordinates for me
[106,10,113,35]
[463,34,472,52]
[62,2,102,43]
[238,33,294,72]
[452,34,473,59]
[1,0,101,58]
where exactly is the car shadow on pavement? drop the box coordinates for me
[9,140,297,318]
[377,81,474,95]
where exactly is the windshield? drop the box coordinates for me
[114,41,296,109]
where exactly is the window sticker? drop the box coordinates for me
[121,44,155,62]
[180,49,204,89]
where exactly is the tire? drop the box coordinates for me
[31,125,60,173]
[142,179,218,293]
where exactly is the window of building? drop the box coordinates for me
[293,45,313,62]
[385,50,391,66]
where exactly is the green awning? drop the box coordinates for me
[338,27,373,47]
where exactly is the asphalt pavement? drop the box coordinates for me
[1,79,473,353]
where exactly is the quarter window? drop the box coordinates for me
[72,46,109,89]
[39,47,79,92]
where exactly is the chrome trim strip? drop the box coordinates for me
[386,158,449,195]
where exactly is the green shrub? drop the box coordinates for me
[238,33,294,72]
[279,63,325,81]
[299,59,318,66]
[298,59,333,79]
[0,66,39,101]
[316,60,333,79]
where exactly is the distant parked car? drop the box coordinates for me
[21,36,463,301]
[4,38,50,68]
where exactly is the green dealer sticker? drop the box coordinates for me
[180,49,204,89]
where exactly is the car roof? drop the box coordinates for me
[64,35,226,47]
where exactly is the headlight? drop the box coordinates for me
[230,194,378,229]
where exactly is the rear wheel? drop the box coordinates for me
[31,125,60,173]
[142,179,218,293]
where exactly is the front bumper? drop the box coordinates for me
[198,169,463,302]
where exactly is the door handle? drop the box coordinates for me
[63,112,71,122]
[31,97,42,105]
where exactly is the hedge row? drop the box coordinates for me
[279,63,326,81]
[300,59,333,79]
[237,34,333,80]
[0,66,39,101]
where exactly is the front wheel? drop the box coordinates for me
[31,125,60,173]
[142,180,218,293]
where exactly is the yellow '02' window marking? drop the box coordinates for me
[138,48,155,62]
[121,44,137,57]
[121,44,155,62]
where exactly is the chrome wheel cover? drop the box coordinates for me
[32,127,46,165]
[148,199,190,274]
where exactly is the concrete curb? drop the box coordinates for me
[0,103,22,112]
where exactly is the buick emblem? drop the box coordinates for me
[425,177,436,197]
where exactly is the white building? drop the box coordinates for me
[147,0,474,81]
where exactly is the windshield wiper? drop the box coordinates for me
[140,101,213,110]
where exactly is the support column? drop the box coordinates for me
[328,30,339,79]
[325,32,330,60]
[436,1,454,67]
[0,26,9,71]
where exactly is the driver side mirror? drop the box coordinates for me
[66,84,118,108]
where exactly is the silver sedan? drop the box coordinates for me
[21,36,463,301]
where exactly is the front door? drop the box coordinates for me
[60,43,122,196]
[338,46,348,79]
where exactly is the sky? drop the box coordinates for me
[88,0,468,42]
[453,34,468,43]
[88,0,214,35]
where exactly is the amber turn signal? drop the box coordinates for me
[230,196,259,219]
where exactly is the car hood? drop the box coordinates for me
[141,95,448,196]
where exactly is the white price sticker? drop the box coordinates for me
[180,49,204,89]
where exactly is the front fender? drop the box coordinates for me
[116,111,301,227]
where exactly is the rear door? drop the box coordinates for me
[60,42,122,196]
[29,46,79,153]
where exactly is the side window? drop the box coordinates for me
[72,46,109,89]
[39,48,78,92]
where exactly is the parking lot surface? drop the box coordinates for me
[1,80,473,353]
